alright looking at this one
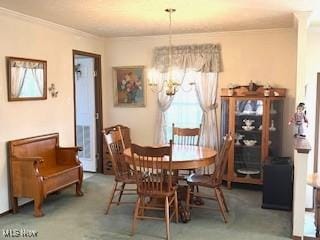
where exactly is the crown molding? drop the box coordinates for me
[0,7,104,41]
[106,27,295,42]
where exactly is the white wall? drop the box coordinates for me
[304,27,320,209]
[104,29,297,156]
[0,10,105,213]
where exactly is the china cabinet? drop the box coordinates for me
[221,85,286,188]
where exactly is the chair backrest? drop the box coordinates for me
[130,141,173,195]
[211,134,233,185]
[103,127,131,180]
[103,124,131,148]
[172,123,201,146]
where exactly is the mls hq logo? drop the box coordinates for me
[2,228,38,238]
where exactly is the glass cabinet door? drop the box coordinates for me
[268,99,283,158]
[234,99,263,179]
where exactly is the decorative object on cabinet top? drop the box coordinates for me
[221,82,286,97]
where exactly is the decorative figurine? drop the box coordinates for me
[269,120,276,131]
[288,102,308,138]
[263,84,271,97]
[235,134,244,145]
[227,83,235,96]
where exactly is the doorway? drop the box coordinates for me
[73,50,103,173]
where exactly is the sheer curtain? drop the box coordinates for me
[164,74,203,143]
[151,44,221,147]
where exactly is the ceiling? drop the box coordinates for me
[0,0,320,37]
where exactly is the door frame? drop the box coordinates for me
[72,50,103,173]
[314,73,320,172]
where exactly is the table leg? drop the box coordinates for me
[177,185,191,223]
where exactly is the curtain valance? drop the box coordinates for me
[11,61,44,69]
[151,44,221,73]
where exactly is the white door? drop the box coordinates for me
[75,56,96,172]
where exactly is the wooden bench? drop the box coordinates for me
[8,133,83,217]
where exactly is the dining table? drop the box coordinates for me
[123,143,217,222]
[123,144,217,170]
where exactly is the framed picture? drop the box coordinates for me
[6,57,47,101]
[113,66,145,107]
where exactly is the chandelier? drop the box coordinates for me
[148,8,182,96]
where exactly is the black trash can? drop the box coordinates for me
[262,157,293,211]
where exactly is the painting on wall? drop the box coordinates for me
[113,66,145,107]
[6,57,47,101]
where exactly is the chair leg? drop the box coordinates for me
[218,187,229,212]
[117,183,125,205]
[140,196,145,218]
[165,196,170,240]
[105,181,118,215]
[174,191,179,223]
[132,197,141,236]
[186,185,191,211]
[214,188,228,223]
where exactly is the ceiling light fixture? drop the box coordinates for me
[149,8,181,96]
[164,8,178,96]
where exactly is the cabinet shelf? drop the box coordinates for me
[235,145,261,148]
[236,114,262,117]
[236,130,262,134]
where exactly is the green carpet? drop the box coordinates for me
[0,174,291,240]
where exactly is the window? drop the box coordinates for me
[165,76,202,142]
[19,69,43,97]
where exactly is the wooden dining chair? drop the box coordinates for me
[103,124,131,174]
[172,123,201,146]
[102,127,136,215]
[172,123,202,182]
[130,140,178,240]
[186,134,233,223]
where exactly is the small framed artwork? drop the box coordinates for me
[113,66,145,107]
[6,57,47,101]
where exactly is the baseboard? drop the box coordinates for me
[0,209,11,217]
[304,236,317,240]
[306,208,314,212]
[292,236,302,240]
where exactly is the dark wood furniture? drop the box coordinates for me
[102,127,136,215]
[172,123,201,146]
[130,141,178,240]
[221,85,286,188]
[102,124,131,174]
[307,173,320,237]
[186,134,233,223]
[8,133,83,217]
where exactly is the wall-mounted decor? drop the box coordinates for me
[6,57,47,101]
[48,83,58,98]
[112,66,145,107]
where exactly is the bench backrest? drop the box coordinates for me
[8,133,59,169]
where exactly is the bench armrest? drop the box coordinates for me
[56,146,81,165]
